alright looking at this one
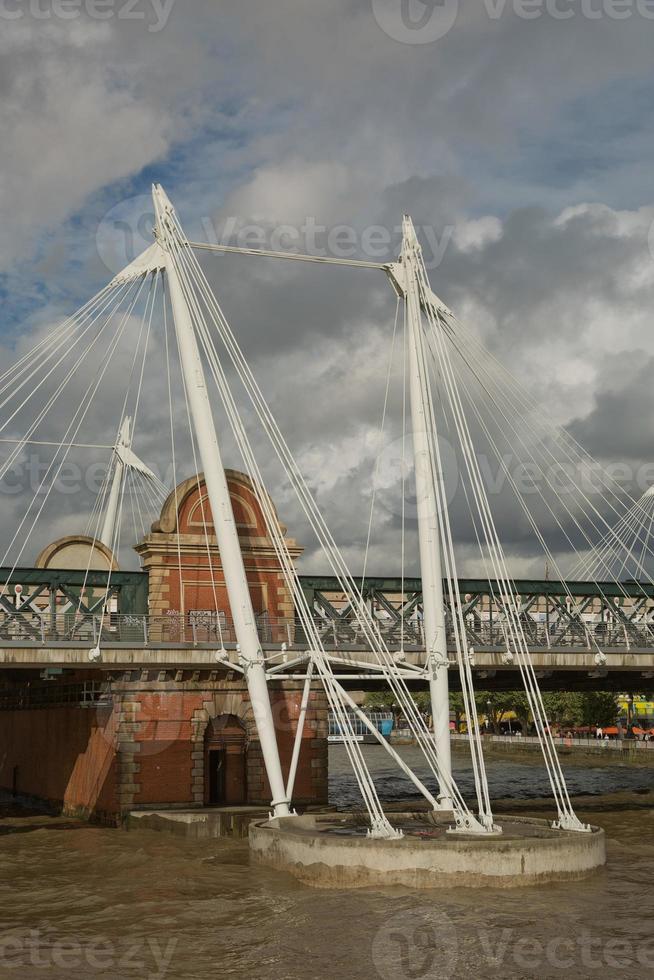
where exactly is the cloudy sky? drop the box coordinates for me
[2,0,654,578]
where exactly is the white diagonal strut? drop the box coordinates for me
[152,183,291,819]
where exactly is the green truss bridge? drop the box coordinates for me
[0,569,652,692]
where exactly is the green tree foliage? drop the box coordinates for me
[451,689,617,733]
[363,687,432,723]
[363,689,394,712]
[540,692,618,728]
[473,690,522,734]
[365,686,618,731]
[541,692,580,727]
[575,691,618,727]
[449,692,465,731]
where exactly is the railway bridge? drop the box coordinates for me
[0,568,652,693]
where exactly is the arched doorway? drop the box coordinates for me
[204,715,247,806]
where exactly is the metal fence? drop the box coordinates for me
[328,711,394,740]
[0,609,653,651]
[485,733,654,751]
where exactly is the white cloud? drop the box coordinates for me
[3,2,654,577]
[223,160,355,227]
[453,216,503,252]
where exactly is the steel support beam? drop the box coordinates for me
[402,216,453,808]
[153,184,291,818]
[100,416,131,550]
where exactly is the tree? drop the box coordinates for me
[364,686,617,733]
[448,690,533,734]
[576,692,618,728]
[539,691,618,729]
[473,690,531,734]
[412,690,432,719]
[363,689,394,712]
[541,692,582,728]
[505,692,532,735]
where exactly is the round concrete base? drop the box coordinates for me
[249,812,606,889]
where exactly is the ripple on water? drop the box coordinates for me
[0,748,652,979]
[328,743,654,808]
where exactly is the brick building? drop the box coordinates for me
[0,472,328,824]
[136,469,302,623]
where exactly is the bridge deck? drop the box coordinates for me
[1,572,653,690]
[0,642,651,694]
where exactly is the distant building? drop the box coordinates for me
[0,471,328,824]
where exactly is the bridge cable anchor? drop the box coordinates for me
[552,812,592,833]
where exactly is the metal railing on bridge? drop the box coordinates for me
[1,609,654,652]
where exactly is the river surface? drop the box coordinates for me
[0,745,652,980]
[329,741,654,807]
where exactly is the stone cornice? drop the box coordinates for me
[135,535,303,563]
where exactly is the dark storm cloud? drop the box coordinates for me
[1,1,654,575]
[569,350,654,464]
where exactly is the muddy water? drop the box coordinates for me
[329,742,654,807]
[0,746,651,980]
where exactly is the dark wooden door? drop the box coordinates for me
[207,749,226,805]
[204,715,247,806]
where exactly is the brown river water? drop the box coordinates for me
[0,744,652,980]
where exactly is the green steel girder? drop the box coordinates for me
[298,575,654,644]
[0,568,149,615]
[298,576,654,600]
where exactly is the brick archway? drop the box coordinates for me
[191,692,254,805]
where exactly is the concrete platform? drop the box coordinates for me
[127,806,269,839]
[249,812,606,888]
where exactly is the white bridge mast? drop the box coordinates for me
[100,415,166,554]
[152,184,291,819]
[401,216,453,809]
[100,416,132,550]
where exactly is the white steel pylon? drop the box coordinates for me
[100,415,166,551]
[152,184,292,819]
[100,416,132,549]
[397,217,453,808]
[0,179,603,837]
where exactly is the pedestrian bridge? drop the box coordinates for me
[1,571,652,691]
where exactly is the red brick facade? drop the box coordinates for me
[135,470,302,623]
[0,701,118,818]
[0,471,329,823]
[0,673,328,823]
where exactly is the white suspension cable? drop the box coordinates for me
[165,218,475,830]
